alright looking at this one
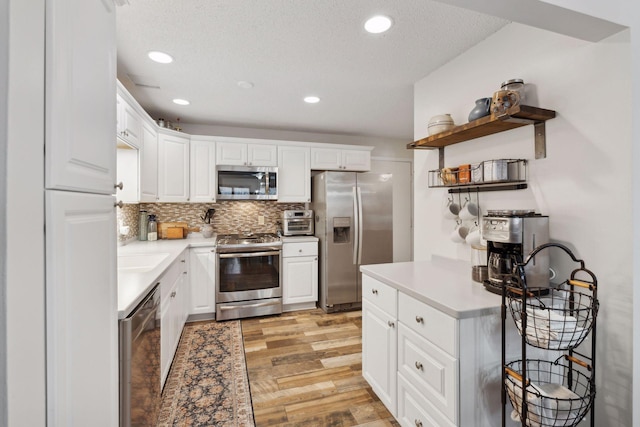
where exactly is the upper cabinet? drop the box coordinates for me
[46,0,117,195]
[158,131,190,202]
[311,147,371,171]
[116,94,142,148]
[216,141,277,166]
[139,121,158,202]
[190,136,217,203]
[278,146,311,203]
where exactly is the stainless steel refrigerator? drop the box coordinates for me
[311,171,393,313]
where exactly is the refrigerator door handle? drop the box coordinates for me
[356,186,363,265]
[352,186,359,265]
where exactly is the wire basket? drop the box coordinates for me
[505,358,595,427]
[507,243,598,351]
[507,286,596,350]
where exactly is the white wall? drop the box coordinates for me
[181,122,412,160]
[413,23,632,426]
[5,0,47,425]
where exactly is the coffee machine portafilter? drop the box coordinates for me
[481,212,550,294]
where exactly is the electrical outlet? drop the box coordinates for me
[258,215,265,225]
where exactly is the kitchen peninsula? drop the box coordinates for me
[360,257,509,427]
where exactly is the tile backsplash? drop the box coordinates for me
[118,201,305,242]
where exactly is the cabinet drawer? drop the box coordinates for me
[398,324,458,424]
[282,241,318,257]
[399,292,457,357]
[397,373,456,427]
[362,275,397,317]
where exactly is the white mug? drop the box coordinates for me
[443,199,460,219]
[465,227,482,246]
[450,224,469,243]
[459,201,479,221]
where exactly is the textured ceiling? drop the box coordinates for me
[116,0,508,141]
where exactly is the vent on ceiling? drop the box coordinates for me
[127,74,160,89]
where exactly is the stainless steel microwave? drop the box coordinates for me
[217,165,277,200]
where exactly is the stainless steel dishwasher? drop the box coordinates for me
[119,284,161,427]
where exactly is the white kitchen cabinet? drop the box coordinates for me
[216,141,277,166]
[116,93,141,148]
[160,251,189,387]
[45,191,118,427]
[158,131,190,202]
[189,247,216,316]
[362,276,398,416]
[140,121,159,202]
[310,147,371,171]
[116,143,139,203]
[190,136,217,202]
[277,145,311,203]
[45,0,117,195]
[282,241,318,311]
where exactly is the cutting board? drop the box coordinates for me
[158,222,188,239]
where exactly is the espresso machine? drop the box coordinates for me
[482,210,550,294]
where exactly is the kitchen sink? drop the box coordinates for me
[118,252,170,273]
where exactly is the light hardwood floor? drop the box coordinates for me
[241,309,399,427]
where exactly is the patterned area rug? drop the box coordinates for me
[157,320,255,426]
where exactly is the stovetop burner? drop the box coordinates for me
[216,232,281,247]
[486,209,537,217]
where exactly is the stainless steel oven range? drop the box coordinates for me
[215,232,282,320]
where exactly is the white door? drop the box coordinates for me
[310,147,342,170]
[45,0,116,194]
[283,256,318,304]
[189,248,216,315]
[216,141,247,165]
[247,144,278,166]
[371,159,413,262]
[278,146,311,203]
[190,137,217,202]
[342,149,371,171]
[140,122,158,202]
[158,133,190,202]
[45,191,118,427]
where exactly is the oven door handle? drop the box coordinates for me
[218,250,281,259]
[219,300,281,310]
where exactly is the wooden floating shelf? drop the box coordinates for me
[407,105,556,150]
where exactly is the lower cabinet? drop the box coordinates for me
[362,274,503,427]
[362,276,398,416]
[160,250,189,388]
[189,247,216,315]
[282,240,318,311]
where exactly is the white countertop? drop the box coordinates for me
[117,233,217,319]
[360,256,502,319]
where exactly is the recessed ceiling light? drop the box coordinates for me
[148,51,174,64]
[304,96,320,104]
[172,98,190,106]
[237,81,254,89]
[364,15,393,34]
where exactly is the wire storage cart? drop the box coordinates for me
[501,243,598,426]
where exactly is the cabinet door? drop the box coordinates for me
[45,191,118,426]
[190,137,217,202]
[140,122,158,202]
[283,255,318,304]
[189,248,216,315]
[342,149,371,171]
[362,299,397,416]
[278,146,311,203]
[158,133,190,202]
[310,147,342,170]
[247,143,277,166]
[116,94,141,148]
[45,0,116,194]
[216,141,247,165]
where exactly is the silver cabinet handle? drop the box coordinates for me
[415,361,423,370]
[299,249,303,253]
[181,259,185,263]
[183,271,187,275]
[115,200,124,208]
[414,419,423,427]
[371,289,378,295]
[114,182,124,190]
[387,321,395,328]
[171,291,176,298]
[415,316,424,324]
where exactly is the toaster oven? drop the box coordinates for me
[282,210,314,236]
